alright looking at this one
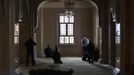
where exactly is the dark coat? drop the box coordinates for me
[25,38,36,53]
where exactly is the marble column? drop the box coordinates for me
[109,13,116,67]
[0,17,10,75]
[99,0,110,64]
[120,0,134,75]
[19,0,33,64]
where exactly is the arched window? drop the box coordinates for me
[59,14,75,44]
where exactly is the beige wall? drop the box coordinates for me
[36,7,97,57]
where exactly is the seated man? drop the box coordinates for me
[44,45,52,58]
[52,46,62,64]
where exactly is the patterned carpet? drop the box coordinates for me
[21,57,114,75]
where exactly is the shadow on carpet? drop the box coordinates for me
[29,68,74,75]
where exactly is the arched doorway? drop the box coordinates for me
[34,0,100,58]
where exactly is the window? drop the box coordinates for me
[115,23,120,44]
[14,23,19,44]
[59,15,75,44]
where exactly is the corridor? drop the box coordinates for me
[21,57,114,75]
[1,0,134,74]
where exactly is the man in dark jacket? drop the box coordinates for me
[86,41,95,63]
[44,45,52,58]
[52,46,62,64]
[25,38,36,66]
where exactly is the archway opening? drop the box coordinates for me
[35,0,100,59]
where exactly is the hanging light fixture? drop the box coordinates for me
[18,0,23,22]
[64,0,75,17]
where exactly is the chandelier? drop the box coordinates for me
[64,0,75,17]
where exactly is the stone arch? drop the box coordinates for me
[33,0,100,57]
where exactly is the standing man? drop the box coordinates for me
[24,38,36,66]
[81,36,90,61]
[86,41,95,63]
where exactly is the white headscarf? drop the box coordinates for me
[81,36,89,46]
